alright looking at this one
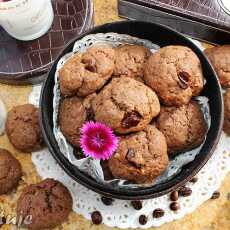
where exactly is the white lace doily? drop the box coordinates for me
[29,83,230,229]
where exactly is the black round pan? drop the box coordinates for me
[40,21,223,200]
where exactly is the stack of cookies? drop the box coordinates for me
[58,43,208,184]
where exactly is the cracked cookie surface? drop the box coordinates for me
[92,77,160,134]
[108,125,168,184]
[156,101,207,154]
[0,148,22,195]
[204,45,230,88]
[144,46,204,106]
[113,45,151,81]
[17,178,73,230]
[224,89,230,135]
[59,45,115,97]
[6,104,43,153]
[59,94,96,148]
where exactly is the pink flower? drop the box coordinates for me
[80,121,119,160]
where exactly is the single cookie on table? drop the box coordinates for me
[113,45,151,81]
[59,45,115,97]
[224,89,230,135]
[204,45,230,88]
[108,125,168,184]
[92,77,160,134]
[0,148,22,195]
[156,101,207,154]
[59,94,96,147]
[17,179,73,230]
[144,46,204,106]
[6,104,43,153]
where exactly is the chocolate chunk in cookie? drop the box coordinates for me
[92,77,160,134]
[108,125,168,184]
[144,46,204,106]
[17,179,73,230]
[114,45,151,81]
[156,101,207,154]
[6,104,43,153]
[59,45,115,97]
[0,149,22,195]
[205,45,230,88]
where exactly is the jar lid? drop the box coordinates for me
[0,0,94,85]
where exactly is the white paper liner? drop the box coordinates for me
[53,33,210,189]
[0,99,6,136]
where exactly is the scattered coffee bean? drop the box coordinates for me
[190,177,198,183]
[101,196,114,206]
[139,215,148,225]
[91,211,102,225]
[153,208,164,218]
[178,186,192,197]
[227,193,230,201]
[170,191,179,201]
[170,202,180,211]
[211,191,220,200]
[131,200,142,210]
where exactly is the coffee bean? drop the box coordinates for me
[121,111,141,129]
[91,211,102,225]
[170,191,179,201]
[139,215,148,225]
[190,177,198,183]
[178,187,192,197]
[227,193,230,201]
[131,200,142,210]
[211,191,220,200]
[170,202,180,211]
[101,196,114,206]
[153,208,164,218]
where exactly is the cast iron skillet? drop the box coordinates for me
[40,21,223,200]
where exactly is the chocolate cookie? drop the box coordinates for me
[59,45,115,97]
[204,45,230,88]
[224,89,230,135]
[17,179,73,230]
[113,45,151,81]
[59,94,95,147]
[156,101,207,154]
[92,77,160,134]
[0,149,22,195]
[144,46,204,106]
[108,125,168,184]
[6,104,43,153]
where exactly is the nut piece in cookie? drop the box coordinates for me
[204,45,230,88]
[59,94,95,147]
[0,149,22,195]
[59,45,115,97]
[108,125,169,184]
[92,77,160,134]
[113,45,151,81]
[224,89,230,135]
[17,178,73,230]
[144,46,204,106]
[156,101,207,154]
[6,104,43,153]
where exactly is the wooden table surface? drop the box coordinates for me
[0,0,229,229]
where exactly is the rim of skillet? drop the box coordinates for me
[40,20,224,200]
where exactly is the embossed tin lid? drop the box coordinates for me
[0,0,94,84]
